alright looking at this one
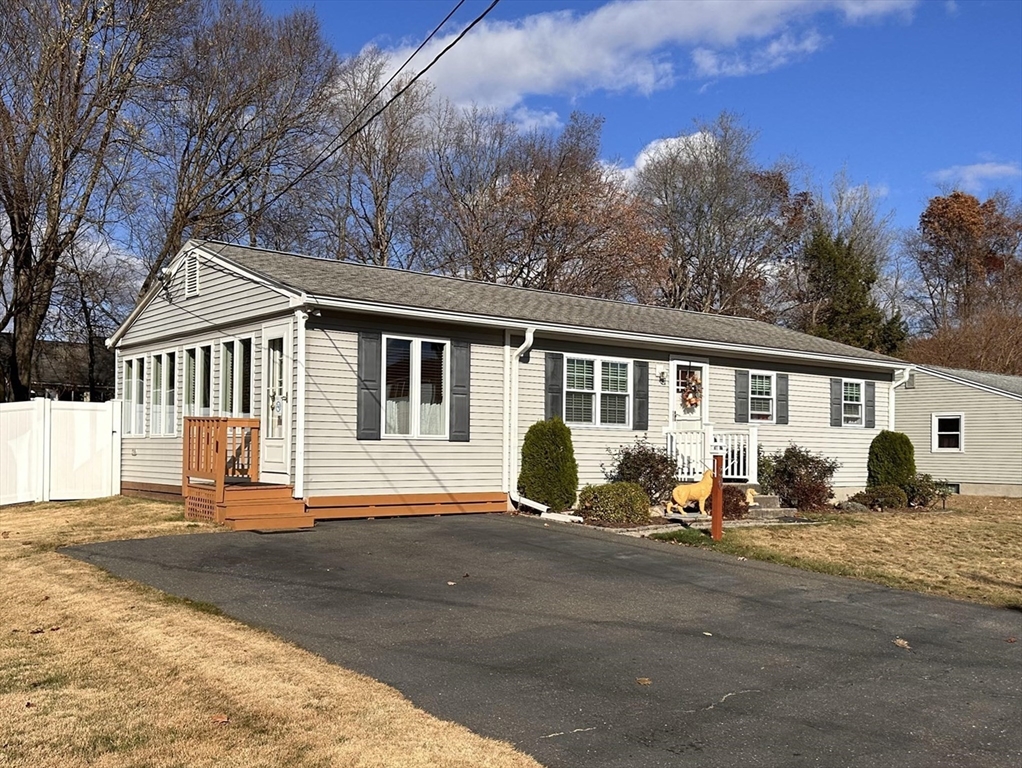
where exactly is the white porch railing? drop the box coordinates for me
[664,424,758,484]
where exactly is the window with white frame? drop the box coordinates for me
[185,345,212,417]
[220,338,252,417]
[564,356,631,427]
[931,413,963,452]
[123,357,145,435]
[150,351,177,435]
[383,336,448,437]
[749,372,774,422]
[842,380,863,426]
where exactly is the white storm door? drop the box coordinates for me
[261,323,291,483]
[670,359,709,426]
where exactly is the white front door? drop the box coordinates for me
[670,359,709,427]
[260,323,291,483]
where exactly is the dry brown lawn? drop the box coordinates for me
[0,497,542,768]
[672,495,1022,608]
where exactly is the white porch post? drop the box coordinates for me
[747,425,759,485]
[703,423,714,473]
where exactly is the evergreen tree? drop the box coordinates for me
[798,228,906,354]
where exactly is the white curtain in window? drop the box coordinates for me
[386,398,410,434]
[420,402,444,435]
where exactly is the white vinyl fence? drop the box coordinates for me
[0,399,121,506]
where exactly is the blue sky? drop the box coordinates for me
[269,0,1022,230]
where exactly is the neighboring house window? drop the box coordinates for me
[931,413,963,452]
[150,351,177,435]
[184,253,199,297]
[749,372,774,422]
[184,346,212,417]
[842,380,863,426]
[220,338,252,416]
[564,356,631,427]
[383,336,448,438]
[123,357,145,435]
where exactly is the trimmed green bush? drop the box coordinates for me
[518,418,579,512]
[577,482,651,526]
[763,444,840,511]
[603,437,679,503]
[867,430,916,489]
[848,485,909,510]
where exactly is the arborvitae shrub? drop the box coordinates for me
[764,444,840,511]
[603,437,679,503]
[577,482,651,526]
[867,431,916,489]
[848,485,909,510]
[518,418,579,512]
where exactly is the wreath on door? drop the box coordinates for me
[681,369,702,408]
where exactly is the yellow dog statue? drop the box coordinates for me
[666,469,714,515]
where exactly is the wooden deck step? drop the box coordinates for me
[224,515,314,532]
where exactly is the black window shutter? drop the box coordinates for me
[776,374,789,425]
[864,381,876,429]
[734,370,749,423]
[545,353,563,420]
[829,379,842,427]
[449,341,471,442]
[356,332,382,440]
[632,361,649,431]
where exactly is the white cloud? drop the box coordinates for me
[618,131,716,184]
[930,162,1022,193]
[509,106,563,132]
[384,0,917,110]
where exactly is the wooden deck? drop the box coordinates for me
[182,417,506,531]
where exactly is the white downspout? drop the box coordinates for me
[889,366,913,431]
[293,308,308,500]
[507,328,549,513]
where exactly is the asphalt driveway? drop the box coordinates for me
[67,514,1021,768]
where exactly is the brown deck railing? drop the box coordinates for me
[183,417,260,504]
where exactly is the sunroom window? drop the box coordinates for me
[150,351,176,435]
[123,357,145,435]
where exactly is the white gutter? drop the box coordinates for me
[506,328,548,513]
[889,366,915,430]
[293,308,308,499]
[304,293,905,372]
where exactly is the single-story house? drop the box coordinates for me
[107,240,911,529]
[894,365,1022,497]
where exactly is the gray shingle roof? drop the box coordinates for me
[201,240,904,367]
[924,366,1022,397]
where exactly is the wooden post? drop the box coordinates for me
[711,453,723,541]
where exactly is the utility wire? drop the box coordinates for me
[226,0,501,241]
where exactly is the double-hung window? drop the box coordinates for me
[150,351,177,435]
[931,413,963,452]
[564,356,631,427]
[123,357,145,435]
[749,372,774,422]
[220,338,252,416]
[842,380,863,426]
[383,336,449,438]
[184,345,212,417]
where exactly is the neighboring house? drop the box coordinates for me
[894,366,1022,497]
[107,241,910,529]
[1,332,115,401]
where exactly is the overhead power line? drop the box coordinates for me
[226,0,501,241]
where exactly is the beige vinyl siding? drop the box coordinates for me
[119,323,269,488]
[895,371,1022,488]
[517,348,669,489]
[707,366,889,489]
[302,316,505,496]
[120,255,290,347]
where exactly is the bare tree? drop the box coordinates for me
[0,0,188,400]
[130,0,338,290]
[635,112,808,318]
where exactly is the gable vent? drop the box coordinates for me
[184,253,200,297]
